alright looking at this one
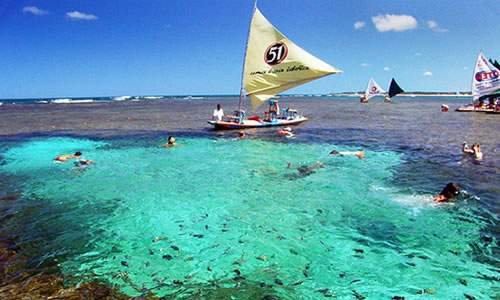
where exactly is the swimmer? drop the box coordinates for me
[163,136,176,148]
[463,142,483,160]
[329,149,365,159]
[238,131,246,139]
[277,127,294,138]
[54,151,82,162]
[472,144,483,160]
[433,182,461,202]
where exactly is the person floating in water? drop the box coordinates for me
[212,104,224,121]
[238,131,246,139]
[462,142,483,160]
[277,127,294,138]
[329,149,365,159]
[54,151,82,162]
[433,182,461,202]
[163,136,176,148]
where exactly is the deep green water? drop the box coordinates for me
[0,136,496,299]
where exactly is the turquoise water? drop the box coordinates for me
[0,137,496,298]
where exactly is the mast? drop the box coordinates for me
[237,0,258,113]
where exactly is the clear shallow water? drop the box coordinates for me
[0,136,497,298]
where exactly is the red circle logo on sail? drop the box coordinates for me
[265,42,288,66]
[475,70,499,82]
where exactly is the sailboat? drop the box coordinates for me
[360,78,385,103]
[456,52,500,113]
[208,5,341,129]
[384,78,404,102]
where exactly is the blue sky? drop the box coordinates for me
[0,0,499,98]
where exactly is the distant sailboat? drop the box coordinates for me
[384,78,404,102]
[208,5,341,129]
[360,78,385,103]
[457,52,500,113]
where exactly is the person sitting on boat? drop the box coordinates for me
[277,127,294,138]
[212,104,224,121]
[54,151,82,162]
[433,182,461,202]
[163,136,176,148]
[329,149,365,159]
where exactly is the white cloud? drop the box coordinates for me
[354,21,366,30]
[423,71,433,76]
[360,63,370,67]
[66,11,98,21]
[22,6,48,16]
[372,14,417,32]
[384,66,390,71]
[426,20,448,32]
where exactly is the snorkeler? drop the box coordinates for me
[54,151,82,162]
[433,182,461,202]
[163,136,176,148]
[296,161,325,177]
[329,149,365,159]
[74,159,94,169]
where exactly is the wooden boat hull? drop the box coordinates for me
[208,117,308,130]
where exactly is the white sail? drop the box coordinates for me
[472,52,500,100]
[365,78,386,100]
[243,8,341,108]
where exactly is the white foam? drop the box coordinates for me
[113,96,132,101]
[51,99,94,104]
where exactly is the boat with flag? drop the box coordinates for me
[208,4,341,129]
[360,78,385,103]
[456,52,500,113]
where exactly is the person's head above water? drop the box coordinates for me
[74,151,82,157]
[434,182,460,202]
[167,136,176,144]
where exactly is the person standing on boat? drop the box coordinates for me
[212,104,224,121]
[268,100,280,120]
